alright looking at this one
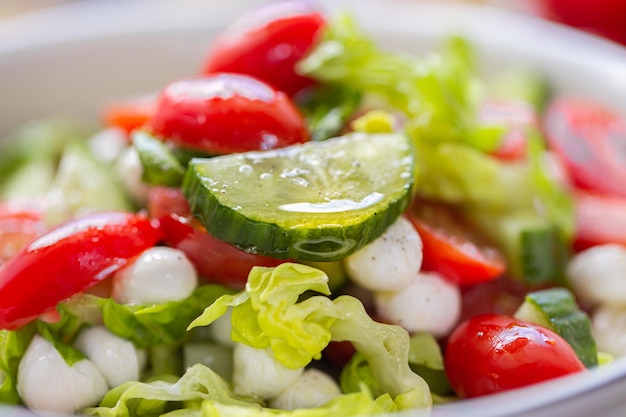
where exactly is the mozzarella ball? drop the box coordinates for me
[344,216,423,292]
[116,146,150,205]
[113,246,198,304]
[232,344,303,399]
[208,308,236,347]
[268,368,341,410]
[567,244,626,306]
[374,271,461,338]
[74,325,146,387]
[592,305,626,358]
[17,335,108,413]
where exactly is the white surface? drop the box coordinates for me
[1,1,626,416]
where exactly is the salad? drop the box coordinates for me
[1,1,626,416]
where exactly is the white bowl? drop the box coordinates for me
[1,1,626,416]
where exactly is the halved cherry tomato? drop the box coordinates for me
[444,314,586,398]
[148,186,285,289]
[573,189,626,251]
[201,1,326,96]
[406,200,506,286]
[148,74,309,155]
[0,211,162,330]
[543,0,626,46]
[0,205,46,265]
[102,95,157,135]
[543,97,626,198]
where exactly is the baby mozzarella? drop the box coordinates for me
[567,244,626,306]
[268,368,341,410]
[74,325,146,387]
[115,145,150,205]
[17,335,108,413]
[232,343,303,399]
[113,246,198,304]
[592,305,626,358]
[344,216,423,292]
[374,271,461,338]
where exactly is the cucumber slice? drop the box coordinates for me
[515,287,598,368]
[183,133,414,261]
[467,209,569,286]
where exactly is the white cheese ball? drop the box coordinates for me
[592,305,626,359]
[344,216,423,292]
[113,246,198,304]
[74,325,146,387]
[232,344,303,399]
[116,146,150,205]
[268,368,341,410]
[17,335,108,413]
[567,244,626,306]
[208,308,236,347]
[374,271,461,338]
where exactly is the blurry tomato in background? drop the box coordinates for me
[542,0,626,46]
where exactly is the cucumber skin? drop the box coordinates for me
[523,288,598,368]
[183,164,412,262]
[182,133,415,262]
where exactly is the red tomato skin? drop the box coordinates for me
[147,186,285,289]
[0,212,162,330]
[573,190,626,251]
[543,97,626,198]
[444,314,586,398]
[148,74,309,155]
[406,203,506,286]
[202,3,326,96]
[543,0,626,45]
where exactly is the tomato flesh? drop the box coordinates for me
[444,314,586,398]
[202,2,326,96]
[406,201,506,286]
[148,186,285,289]
[573,189,626,251]
[0,207,46,264]
[148,74,309,155]
[0,211,162,330]
[102,95,156,134]
[543,97,626,198]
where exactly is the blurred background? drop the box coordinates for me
[0,0,625,47]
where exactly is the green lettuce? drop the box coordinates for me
[0,324,36,404]
[84,364,259,417]
[97,285,233,348]
[189,263,431,411]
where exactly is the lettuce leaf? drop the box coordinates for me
[98,285,233,348]
[84,364,259,417]
[189,263,431,411]
[298,14,492,150]
[0,324,36,404]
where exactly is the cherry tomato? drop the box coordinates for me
[0,207,46,264]
[406,200,506,286]
[573,189,626,251]
[543,0,626,45]
[543,97,626,198]
[444,314,586,398]
[201,1,326,96]
[148,74,309,155]
[147,186,285,289]
[102,95,156,135]
[0,211,162,330]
